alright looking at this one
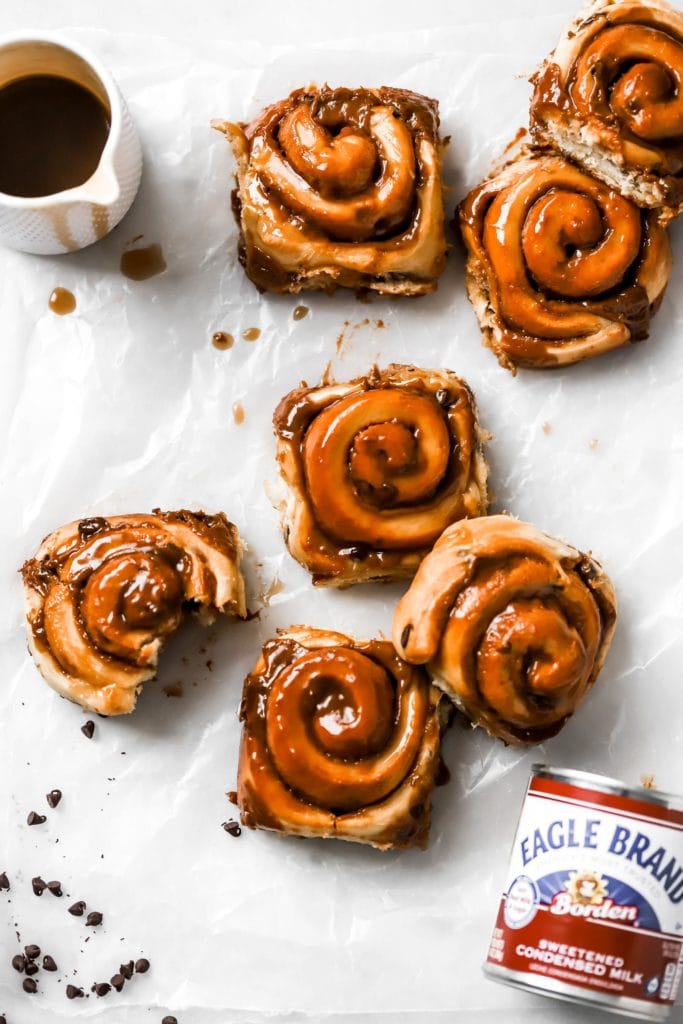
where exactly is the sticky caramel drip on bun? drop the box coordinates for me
[21,511,247,715]
[213,86,448,295]
[273,364,489,586]
[530,0,683,216]
[237,627,448,850]
[393,516,617,745]
[459,144,671,371]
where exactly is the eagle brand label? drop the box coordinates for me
[485,768,683,1020]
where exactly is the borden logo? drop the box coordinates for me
[550,871,638,923]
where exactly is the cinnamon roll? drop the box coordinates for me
[237,627,448,850]
[273,364,489,586]
[21,510,246,715]
[213,86,447,295]
[459,144,671,370]
[530,0,683,219]
[393,516,617,745]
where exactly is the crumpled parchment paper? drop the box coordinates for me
[1,12,683,1024]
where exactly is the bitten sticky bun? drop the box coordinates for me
[531,0,683,219]
[21,510,246,715]
[214,86,447,295]
[273,364,489,586]
[393,516,617,745]
[237,627,448,850]
[459,144,671,371]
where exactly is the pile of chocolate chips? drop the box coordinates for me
[11,944,58,994]
[92,957,150,996]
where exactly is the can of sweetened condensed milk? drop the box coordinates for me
[484,766,683,1020]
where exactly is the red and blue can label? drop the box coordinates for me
[485,767,683,1020]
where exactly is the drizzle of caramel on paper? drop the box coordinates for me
[120,243,167,281]
[213,332,234,350]
[48,287,76,315]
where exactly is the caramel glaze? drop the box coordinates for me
[227,86,445,294]
[0,75,109,198]
[393,517,618,746]
[22,509,238,646]
[48,287,76,315]
[237,630,446,849]
[458,146,671,369]
[21,510,244,713]
[120,244,166,282]
[212,331,234,350]
[273,364,488,586]
[529,4,683,200]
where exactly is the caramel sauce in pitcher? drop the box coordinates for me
[0,75,110,197]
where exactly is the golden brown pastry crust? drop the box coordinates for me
[237,626,448,850]
[214,86,448,295]
[530,0,683,220]
[273,364,489,586]
[393,515,617,745]
[458,143,671,371]
[21,510,246,716]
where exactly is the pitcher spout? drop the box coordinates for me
[80,159,121,206]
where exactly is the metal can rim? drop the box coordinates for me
[532,763,683,814]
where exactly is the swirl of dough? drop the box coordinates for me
[213,86,447,295]
[273,364,488,585]
[237,627,447,850]
[459,147,671,370]
[530,0,683,213]
[21,510,246,715]
[393,516,617,745]
[260,98,416,241]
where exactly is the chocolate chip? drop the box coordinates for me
[68,900,86,916]
[0,871,9,890]
[22,977,37,994]
[120,960,134,979]
[46,789,62,808]
[162,1018,178,1024]
[0,1013,6,1023]
[66,984,84,999]
[221,820,242,837]
[78,517,108,541]
[24,961,39,976]
[24,945,40,961]
[134,958,150,974]
[93,982,111,996]
[12,954,26,972]
[400,624,412,649]
[86,911,103,926]
[110,973,125,992]
[42,955,57,972]
[435,388,450,406]
[26,811,46,826]
[46,880,62,896]
[409,802,425,820]
[31,876,46,896]
[81,720,95,739]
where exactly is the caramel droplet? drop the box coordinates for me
[232,402,245,425]
[212,331,234,350]
[293,305,309,321]
[120,243,166,281]
[48,287,76,315]
[242,327,261,342]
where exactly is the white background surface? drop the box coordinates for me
[1,1,683,1022]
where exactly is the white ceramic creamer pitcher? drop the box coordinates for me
[0,33,142,254]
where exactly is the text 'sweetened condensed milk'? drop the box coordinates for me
[485,766,683,1021]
